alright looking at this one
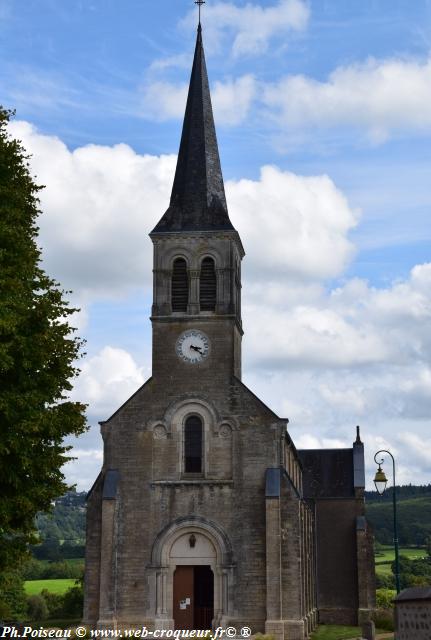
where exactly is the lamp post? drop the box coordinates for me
[373,450,400,594]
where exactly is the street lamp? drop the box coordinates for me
[373,450,400,593]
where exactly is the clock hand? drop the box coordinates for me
[190,344,203,353]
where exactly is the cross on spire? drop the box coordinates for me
[195,0,205,25]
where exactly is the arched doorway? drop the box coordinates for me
[170,531,215,630]
[151,517,233,631]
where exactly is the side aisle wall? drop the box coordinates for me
[298,439,376,626]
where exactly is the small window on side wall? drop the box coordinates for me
[172,258,188,312]
[200,257,216,311]
[184,415,203,473]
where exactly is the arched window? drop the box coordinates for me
[200,257,216,311]
[184,416,203,473]
[171,258,188,312]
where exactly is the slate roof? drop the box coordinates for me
[152,25,235,234]
[298,448,355,499]
[395,587,431,601]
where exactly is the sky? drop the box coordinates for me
[1,0,431,491]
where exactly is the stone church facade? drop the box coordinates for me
[83,23,375,640]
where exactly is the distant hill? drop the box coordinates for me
[365,484,431,546]
[32,490,87,559]
[35,489,86,542]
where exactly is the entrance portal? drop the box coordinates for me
[152,518,233,629]
[173,565,214,630]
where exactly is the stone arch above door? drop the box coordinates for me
[152,516,233,566]
[151,516,234,630]
[170,531,216,565]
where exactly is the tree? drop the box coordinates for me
[61,581,84,618]
[0,107,87,612]
[0,567,27,619]
[27,594,49,621]
[32,537,62,562]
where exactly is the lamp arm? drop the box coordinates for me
[374,449,394,467]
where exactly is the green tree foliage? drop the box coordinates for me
[394,555,431,589]
[38,589,64,619]
[375,573,395,589]
[27,594,49,621]
[365,484,431,503]
[35,490,86,550]
[366,492,431,545]
[0,568,27,619]
[0,107,87,611]
[22,558,84,580]
[32,537,62,562]
[61,581,84,618]
[26,583,83,622]
[376,588,396,609]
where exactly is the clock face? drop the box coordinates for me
[176,330,210,364]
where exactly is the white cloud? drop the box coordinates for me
[244,303,390,368]
[72,346,146,417]
[9,120,175,297]
[397,432,431,466]
[243,263,431,370]
[148,54,191,73]
[212,75,257,125]
[63,448,103,492]
[294,433,353,450]
[263,55,431,141]
[65,346,148,491]
[140,81,188,121]
[181,0,310,57]
[362,430,431,488]
[228,165,358,281]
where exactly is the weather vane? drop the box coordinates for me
[195,0,205,25]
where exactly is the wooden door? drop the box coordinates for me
[194,566,214,630]
[173,566,194,630]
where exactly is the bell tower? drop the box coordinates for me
[150,23,244,381]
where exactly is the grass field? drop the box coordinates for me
[375,546,426,563]
[375,545,425,576]
[25,578,76,595]
[310,625,361,639]
[311,626,394,640]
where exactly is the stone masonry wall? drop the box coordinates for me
[85,371,288,630]
[396,601,431,639]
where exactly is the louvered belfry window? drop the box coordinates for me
[171,258,189,312]
[200,257,216,311]
[184,416,203,473]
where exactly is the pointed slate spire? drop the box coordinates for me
[152,25,235,233]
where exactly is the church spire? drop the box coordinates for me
[152,22,235,233]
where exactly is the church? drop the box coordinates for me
[83,17,375,640]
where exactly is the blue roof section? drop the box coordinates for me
[102,469,120,500]
[266,468,282,497]
[353,439,365,488]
